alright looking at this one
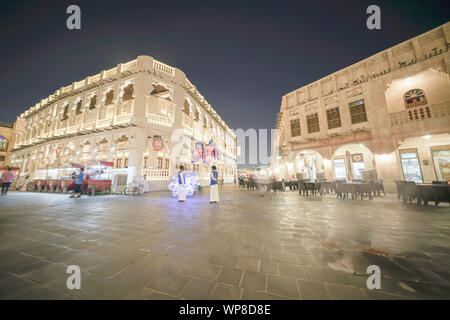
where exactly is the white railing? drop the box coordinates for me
[114,114,133,125]
[143,169,170,180]
[148,113,172,127]
[67,125,81,133]
[153,60,174,76]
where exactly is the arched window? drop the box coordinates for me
[404,89,427,108]
[0,136,8,152]
[122,84,134,101]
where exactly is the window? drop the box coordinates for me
[157,158,163,169]
[431,148,450,182]
[61,104,69,121]
[122,84,134,101]
[89,95,97,110]
[400,151,422,183]
[124,158,128,168]
[0,136,8,152]
[105,90,114,105]
[75,100,83,115]
[333,159,346,179]
[306,113,320,133]
[116,159,122,168]
[194,109,200,121]
[404,89,427,108]
[349,100,367,124]
[326,107,341,129]
[290,119,301,137]
[165,159,170,170]
[183,100,190,116]
[144,157,149,168]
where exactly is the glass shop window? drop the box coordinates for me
[333,159,347,180]
[400,152,423,183]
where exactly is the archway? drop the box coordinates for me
[332,144,375,181]
[294,150,324,181]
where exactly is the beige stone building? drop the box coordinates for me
[10,55,237,190]
[0,122,15,169]
[275,22,450,192]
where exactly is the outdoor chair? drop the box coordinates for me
[403,181,421,204]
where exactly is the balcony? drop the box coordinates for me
[114,114,133,125]
[147,113,172,127]
[143,169,170,180]
[390,101,450,135]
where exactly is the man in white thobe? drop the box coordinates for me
[178,166,186,202]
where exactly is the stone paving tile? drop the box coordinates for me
[305,266,350,285]
[240,271,266,292]
[206,253,239,268]
[260,261,279,275]
[278,263,307,279]
[236,256,260,272]
[216,267,243,286]
[210,284,243,300]
[1,186,450,300]
[22,262,67,284]
[267,275,300,298]
[145,271,191,296]
[326,284,369,300]
[297,280,330,300]
[179,262,221,281]
[179,278,216,299]
[241,289,285,300]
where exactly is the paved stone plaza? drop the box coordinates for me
[0,185,449,300]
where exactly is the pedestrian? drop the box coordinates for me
[210,165,219,203]
[1,168,16,195]
[70,167,85,198]
[178,165,186,202]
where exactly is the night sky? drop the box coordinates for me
[0,0,448,131]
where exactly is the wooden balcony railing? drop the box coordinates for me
[390,101,449,126]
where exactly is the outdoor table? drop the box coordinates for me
[301,181,322,196]
[416,184,450,206]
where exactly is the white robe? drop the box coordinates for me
[178,171,186,201]
[210,172,220,202]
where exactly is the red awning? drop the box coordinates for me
[99,161,114,167]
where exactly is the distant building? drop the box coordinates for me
[275,22,450,192]
[9,55,237,190]
[0,122,14,169]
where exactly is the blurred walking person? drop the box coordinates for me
[70,168,85,198]
[1,168,15,195]
[210,166,219,203]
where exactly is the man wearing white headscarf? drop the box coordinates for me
[178,165,186,202]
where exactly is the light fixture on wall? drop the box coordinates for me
[423,135,431,140]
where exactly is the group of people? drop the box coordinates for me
[177,165,220,203]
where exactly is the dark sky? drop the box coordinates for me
[0,0,448,131]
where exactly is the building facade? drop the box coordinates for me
[275,22,450,192]
[10,55,237,190]
[0,122,15,169]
